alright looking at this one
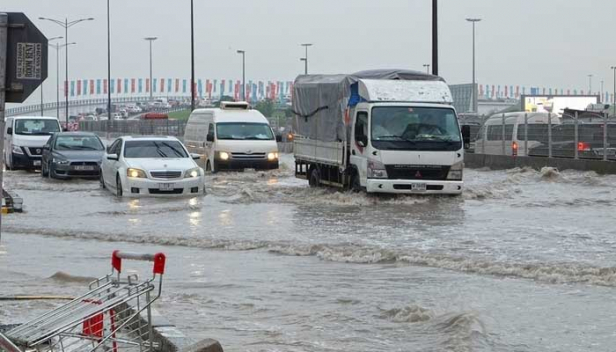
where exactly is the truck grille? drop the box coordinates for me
[150,171,182,179]
[385,165,450,181]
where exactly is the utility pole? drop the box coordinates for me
[467,18,481,113]
[611,66,616,105]
[432,0,438,75]
[0,13,8,242]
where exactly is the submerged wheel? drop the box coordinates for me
[100,172,106,189]
[309,168,320,188]
[350,173,361,193]
[116,175,123,197]
[41,161,49,177]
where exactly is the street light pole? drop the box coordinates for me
[432,0,438,75]
[144,37,157,102]
[466,18,481,113]
[611,66,616,105]
[190,0,196,111]
[601,80,604,102]
[39,16,94,126]
[40,36,63,116]
[301,43,312,75]
[237,50,245,101]
[423,64,430,74]
[49,42,75,120]
[107,0,112,126]
[588,74,593,95]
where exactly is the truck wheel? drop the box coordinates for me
[309,168,320,188]
[350,173,361,193]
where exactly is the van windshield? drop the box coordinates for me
[15,119,60,135]
[216,123,274,140]
[371,107,462,151]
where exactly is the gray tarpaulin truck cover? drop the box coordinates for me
[292,69,445,142]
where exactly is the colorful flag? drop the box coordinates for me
[213,80,217,93]
[117,79,122,94]
[124,79,129,94]
[182,79,187,94]
[97,79,102,95]
[160,78,165,93]
[110,79,115,94]
[131,78,136,93]
[138,79,143,93]
[77,80,81,96]
[175,79,180,93]
[167,78,172,93]
[104,79,108,94]
[90,80,94,95]
[198,79,203,97]
[220,80,225,95]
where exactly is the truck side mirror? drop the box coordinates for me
[6,128,12,135]
[206,133,214,142]
[461,125,471,149]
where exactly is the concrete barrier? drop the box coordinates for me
[465,153,616,174]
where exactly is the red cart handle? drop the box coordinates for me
[111,250,166,275]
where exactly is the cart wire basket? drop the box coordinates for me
[0,251,167,352]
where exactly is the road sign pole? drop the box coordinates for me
[0,13,8,242]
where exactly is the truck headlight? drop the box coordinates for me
[12,146,24,155]
[267,152,279,161]
[367,160,388,179]
[184,167,202,178]
[447,161,464,180]
[127,168,147,178]
[218,151,230,161]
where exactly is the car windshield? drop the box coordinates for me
[216,122,274,140]
[55,136,104,151]
[123,140,188,158]
[15,119,60,135]
[371,107,462,151]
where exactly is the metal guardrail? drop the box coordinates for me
[6,96,190,117]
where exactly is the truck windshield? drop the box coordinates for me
[216,123,274,140]
[371,107,462,151]
[15,119,60,135]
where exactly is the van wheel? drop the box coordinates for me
[350,173,361,193]
[309,168,320,188]
[116,175,123,197]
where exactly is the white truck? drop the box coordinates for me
[292,69,470,195]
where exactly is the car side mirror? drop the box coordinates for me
[206,133,214,142]
[107,154,119,161]
[191,153,201,160]
[43,145,50,150]
[461,125,471,149]
[6,128,12,135]
[276,134,282,142]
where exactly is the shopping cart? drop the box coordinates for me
[0,251,167,352]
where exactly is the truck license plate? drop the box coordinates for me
[74,166,94,171]
[158,183,175,191]
[411,183,427,192]
[33,160,41,166]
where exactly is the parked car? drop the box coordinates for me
[3,116,62,170]
[126,105,142,114]
[41,132,105,179]
[100,136,205,197]
[528,122,616,160]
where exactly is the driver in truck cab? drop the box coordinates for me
[402,113,444,139]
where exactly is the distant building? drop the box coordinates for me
[449,83,519,116]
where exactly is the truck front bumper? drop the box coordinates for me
[366,179,463,195]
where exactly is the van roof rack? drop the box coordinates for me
[220,101,250,110]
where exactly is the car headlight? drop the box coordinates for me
[12,146,24,155]
[447,161,464,180]
[218,151,230,161]
[53,158,69,165]
[184,167,202,178]
[127,168,147,178]
[267,152,279,161]
[367,160,388,179]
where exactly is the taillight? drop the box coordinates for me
[512,141,518,156]
[577,142,591,152]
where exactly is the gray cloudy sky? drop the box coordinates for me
[6,0,616,105]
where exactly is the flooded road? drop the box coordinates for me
[2,156,616,351]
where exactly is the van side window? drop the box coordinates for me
[487,125,502,141]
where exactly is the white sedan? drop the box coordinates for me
[101,136,205,197]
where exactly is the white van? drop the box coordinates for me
[4,116,62,170]
[184,101,280,172]
[475,112,561,156]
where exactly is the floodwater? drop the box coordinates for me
[2,155,616,351]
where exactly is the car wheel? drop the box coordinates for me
[41,160,48,177]
[48,162,54,179]
[100,172,106,189]
[116,175,123,197]
[350,172,361,193]
[5,154,12,171]
[309,168,320,188]
[205,161,212,173]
